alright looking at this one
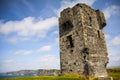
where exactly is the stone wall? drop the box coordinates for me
[59,3,108,78]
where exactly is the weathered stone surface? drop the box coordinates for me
[59,3,108,78]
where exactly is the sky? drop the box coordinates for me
[0,0,120,73]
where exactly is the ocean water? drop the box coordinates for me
[0,73,37,78]
[0,75,26,78]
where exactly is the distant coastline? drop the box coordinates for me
[0,69,60,78]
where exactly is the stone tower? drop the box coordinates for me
[59,3,108,77]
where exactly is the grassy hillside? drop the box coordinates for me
[107,68,120,80]
[0,74,96,80]
[1,68,120,80]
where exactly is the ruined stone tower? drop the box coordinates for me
[59,3,108,77]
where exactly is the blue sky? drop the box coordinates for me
[0,0,120,73]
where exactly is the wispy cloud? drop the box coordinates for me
[55,0,96,16]
[109,35,120,46]
[105,34,120,67]
[0,59,15,72]
[107,48,120,67]
[3,59,14,63]
[0,59,30,72]
[22,0,34,12]
[52,31,59,35]
[7,37,18,43]
[0,17,58,42]
[0,54,60,72]
[14,50,33,55]
[37,45,52,52]
[105,34,110,39]
[55,37,59,43]
[37,54,60,69]
[103,5,120,20]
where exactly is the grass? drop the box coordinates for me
[107,68,120,80]
[1,68,120,80]
[0,73,94,80]
[0,76,85,80]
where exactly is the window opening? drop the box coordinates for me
[89,16,92,26]
[97,30,100,38]
[62,21,73,31]
[67,35,74,48]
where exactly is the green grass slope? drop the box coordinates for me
[1,68,120,80]
[107,68,120,80]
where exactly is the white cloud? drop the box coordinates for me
[6,36,29,43]
[0,17,58,42]
[106,35,120,67]
[110,35,120,46]
[105,34,110,39]
[0,55,60,72]
[3,59,14,63]
[7,37,18,43]
[103,5,120,20]
[37,55,60,69]
[55,37,59,43]
[37,45,52,52]
[55,0,96,16]
[22,0,34,12]
[107,49,120,67]
[52,31,59,35]
[0,60,29,72]
[14,50,33,55]
[0,59,15,72]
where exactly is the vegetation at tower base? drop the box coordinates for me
[59,3,109,78]
[0,74,98,80]
[107,68,120,80]
[1,68,120,80]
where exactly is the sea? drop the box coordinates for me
[0,73,37,79]
[0,75,26,78]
